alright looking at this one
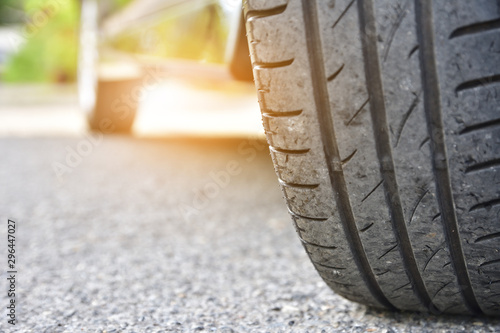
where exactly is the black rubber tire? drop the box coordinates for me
[229,12,254,81]
[244,0,500,315]
[87,77,142,133]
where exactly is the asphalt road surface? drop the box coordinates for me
[1,86,500,332]
[0,135,499,333]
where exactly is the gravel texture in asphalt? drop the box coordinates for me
[0,135,499,332]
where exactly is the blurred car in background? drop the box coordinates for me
[78,0,252,133]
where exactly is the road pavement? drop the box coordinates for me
[0,86,499,332]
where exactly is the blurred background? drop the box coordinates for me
[0,0,263,137]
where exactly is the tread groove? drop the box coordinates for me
[414,0,483,315]
[432,281,452,299]
[327,64,345,82]
[376,270,390,276]
[246,3,288,20]
[361,179,384,203]
[393,281,412,292]
[423,246,444,271]
[288,208,329,221]
[459,118,500,135]
[253,59,295,69]
[293,222,305,232]
[469,198,500,213]
[432,213,441,221]
[455,74,500,93]
[313,261,347,270]
[262,109,303,118]
[341,149,358,165]
[331,0,356,31]
[449,17,500,39]
[394,92,420,147]
[382,1,410,62]
[465,158,500,174]
[408,189,429,225]
[269,146,311,155]
[359,0,435,311]
[378,243,399,260]
[418,136,430,150]
[480,258,500,268]
[359,222,374,232]
[475,232,500,243]
[346,97,370,126]
[278,178,319,189]
[302,0,395,310]
[408,45,419,58]
[299,238,338,250]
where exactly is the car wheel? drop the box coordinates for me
[78,0,142,133]
[244,0,500,315]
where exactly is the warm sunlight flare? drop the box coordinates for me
[134,77,263,138]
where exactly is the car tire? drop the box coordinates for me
[228,10,254,81]
[244,0,500,315]
[87,76,143,133]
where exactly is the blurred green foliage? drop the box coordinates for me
[2,0,79,83]
[0,0,25,24]
[2,0,228,83]
[109,4,229,64]
[113,0,134,9]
